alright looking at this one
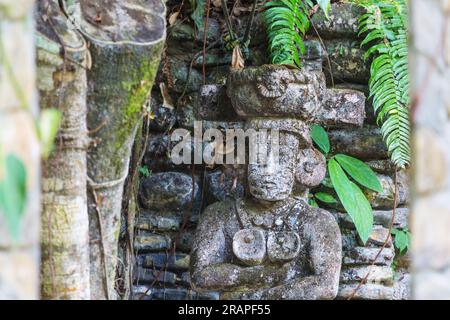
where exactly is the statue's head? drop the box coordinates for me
[246,119,326,202]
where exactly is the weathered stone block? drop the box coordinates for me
[393,271,410,300]
[333,207,409,230]
[317,89,366,128]
[366,159,397,175]
[334,83,376,124]
[168,18,222,47]
[362,225,392,247]
[373,207,409,230]
[323,39,370,84]
[341,230,359,251]
[337,283,394,300]
[343,246,395,266]
[134,267,178,285]
[301,40,324,71]
[148,96,176,132]
[134,232,171,252]
[310,3,364,39]
[198,84,239,121]
[365,171,409,209]
[329,126,388,160]
[138,253,190,271]
[139,172,200,211]
[173,228,195,253]
[340,266,393,285]
[135,215,182,232]
[205,169,245,203]
[132,286,219,300]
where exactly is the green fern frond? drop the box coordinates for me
[263,0,312,67]
[355,0,410,168]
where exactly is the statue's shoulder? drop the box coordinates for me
[200,199,237,224]
[297,202,340,234]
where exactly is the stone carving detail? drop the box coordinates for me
[189,65,360,300]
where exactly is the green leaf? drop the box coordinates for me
[190,0,206,31]
[317,0,331,19]
[328,158,373,243]
[321,176,333,188]
[334,154,383,193]
[309,198,319,208]
[311,124,330,154]
[38,108,61,159]
[139,166,151,178]
[392,228,411,252]
[0,154,27,240]
[315,192,337,204]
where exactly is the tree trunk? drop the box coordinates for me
[36,0,90,299]
[0,0,41,299]
[70,0,166,299]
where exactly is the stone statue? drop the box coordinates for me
[190,65,366,299]
[190,119,341,299]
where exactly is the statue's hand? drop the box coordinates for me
[235,263,291,288]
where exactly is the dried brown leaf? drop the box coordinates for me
[168,11,179,26]
[159,82,174,110]
[231,45,245,70]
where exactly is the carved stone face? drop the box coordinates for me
[247,131,326,201]
[248,131,299,201]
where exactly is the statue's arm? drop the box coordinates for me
[232,209,342,300]
[190,202,243,290]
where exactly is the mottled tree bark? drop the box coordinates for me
[0,0,41,299]
[70,0,166,299]
[36,0,90,299]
